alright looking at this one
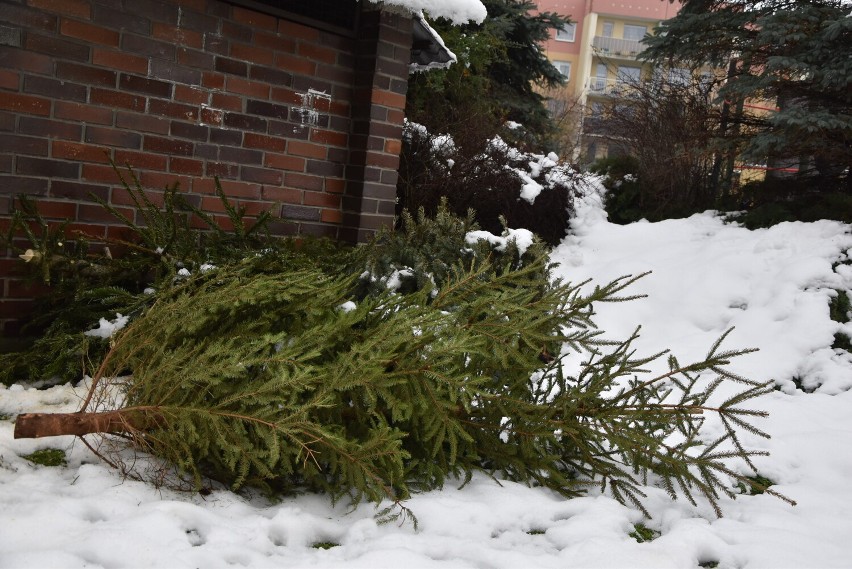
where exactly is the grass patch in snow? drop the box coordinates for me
[737,474,775,496]
[23,448,67,467]
[311,542,340,550]
[629,524,660,543]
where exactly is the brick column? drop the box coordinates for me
[342,6,412,243]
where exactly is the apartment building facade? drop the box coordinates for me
[537,0,682,162]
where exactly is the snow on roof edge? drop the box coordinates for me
[409,12,458,72]
[375,0,487,25]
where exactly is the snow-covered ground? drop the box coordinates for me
[3,191,852,569]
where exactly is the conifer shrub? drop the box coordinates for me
[8,173,791,517]
[397,121,583,246]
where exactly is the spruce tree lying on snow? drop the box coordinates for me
[12,203,792,516]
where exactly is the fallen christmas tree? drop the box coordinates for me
[8,190,792,515]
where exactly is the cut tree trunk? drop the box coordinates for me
[14,409,154,439]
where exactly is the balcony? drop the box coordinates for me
[585,77,638,98]
[591,36,643,59]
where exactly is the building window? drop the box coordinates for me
[623,24,647,41]
[601,22,614,38]
[556,23,576,42]
[616,65,641,84]
[591,63,608,91]
[554,60,571,80]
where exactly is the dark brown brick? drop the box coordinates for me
[56,62,117,87]
[220,20,253,41]
[170,121,209,141]
[143,135,193,156]
[24,32,90,61]
[85,126,142,149]
[151,22,203,49]
[29,0,91,19]
[0,155,11,172]
[51,180,110,202]
[78,202,134,223]
[243,132,285,151]
[91,88,146,112]
[240,165,282,185]
[298,42,337,64]
[174,85,208,105]
[214,56,248,77]
[204,34,229,56]
[115,111,169,134]
[92,48,149,74]
[149,59,202,85]
[177,47,214,70]
[310,129,348,147]
[178,10,218,33]
[215,179,261,199]
[205,162,239,178]
[210,92,242,111]
[169,157,203,176]
[209,128,241,145]
[16,156,80,179]
[304,191,341,208]
[325,178,346,194]
[0,68,18,90]
[230,43,274,66]
[119,74,172,97]
[0,175,49,195]
[245,99,289,119]
[54,101,113,124]
[223,112,266,132]
[362,182,396,200]
[114,150,168,171]
[280,203,320,221]
[193,142,218,160]
[232,6,277,31]
[91,5,150,35]
[60,19,120,47]
[0,134,49,156]
[248,65,291,86]
[131,0,179,24]
[23,75,87,102]
[277,20,319,42]
[121,33,175,60]
[19,117,83,141]
[253,31,294,52]
[275,52,315,76]
[217,145,262,165]
[225,76,268,98]
[261,186,301,203]
[265,153,304,172]
[306,159,344,178]
[0,4,57,33]
[31,199,77,219]
[148,99,199,121]
[82,162,120,182]
[138,171,190,192]
[0,45,53,74]
[320,208,343,224]
[268,120,309,140]
[0,92,51,116]
[51,141,110,163]
[287,140,326,159]
[284,172,323,192]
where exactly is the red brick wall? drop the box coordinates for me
[0,0,412,334]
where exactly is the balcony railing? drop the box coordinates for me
[585,77,637,97]
[591,36,643,58]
